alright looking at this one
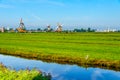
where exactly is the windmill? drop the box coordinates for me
[56,23,62,32]
[0,27,4,32]
[17,18,26,32]
[19,18,25,30]
[47,24,51,32]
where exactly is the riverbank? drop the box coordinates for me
[0,48,120,71]
[0,32,120,70]
[0,63,51,80]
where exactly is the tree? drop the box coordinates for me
[37,28,42,31]
[87,27,91,32]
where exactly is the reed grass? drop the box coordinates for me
[0,63,50,80]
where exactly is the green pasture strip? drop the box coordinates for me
[0,32,120,70]
[0,32,120,61]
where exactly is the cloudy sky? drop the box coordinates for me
[0,0,120,29]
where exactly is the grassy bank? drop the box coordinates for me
[0,32,120,70]
[0,63,51,80]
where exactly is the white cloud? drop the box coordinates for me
[0,4,13,8]
[31,14,42,21]
[6,0,65,7]
[91,70,105,80]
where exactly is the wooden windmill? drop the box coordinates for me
[17,18,26,32]
[56,23,62,32]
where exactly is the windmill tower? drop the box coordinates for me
[19,18,25,30]
[56,23,62,32]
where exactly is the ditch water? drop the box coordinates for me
[0,54,120,80]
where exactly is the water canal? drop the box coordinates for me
[0,54,120,80]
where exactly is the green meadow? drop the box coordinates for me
[0,32,120,69]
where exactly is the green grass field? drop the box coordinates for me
[0,32,120,69]
[0,63,50,80]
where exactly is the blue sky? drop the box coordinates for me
[0,0,120,30]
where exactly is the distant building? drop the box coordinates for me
[96,28,116,32]
[0,27,5,32]
[103,28,116,32]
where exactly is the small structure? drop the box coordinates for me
[0,27,5,32]
[17,18,26,32]
[56,23,62,32]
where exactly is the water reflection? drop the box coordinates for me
[0,54,120,80]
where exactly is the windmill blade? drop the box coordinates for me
[57,23,62,27]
